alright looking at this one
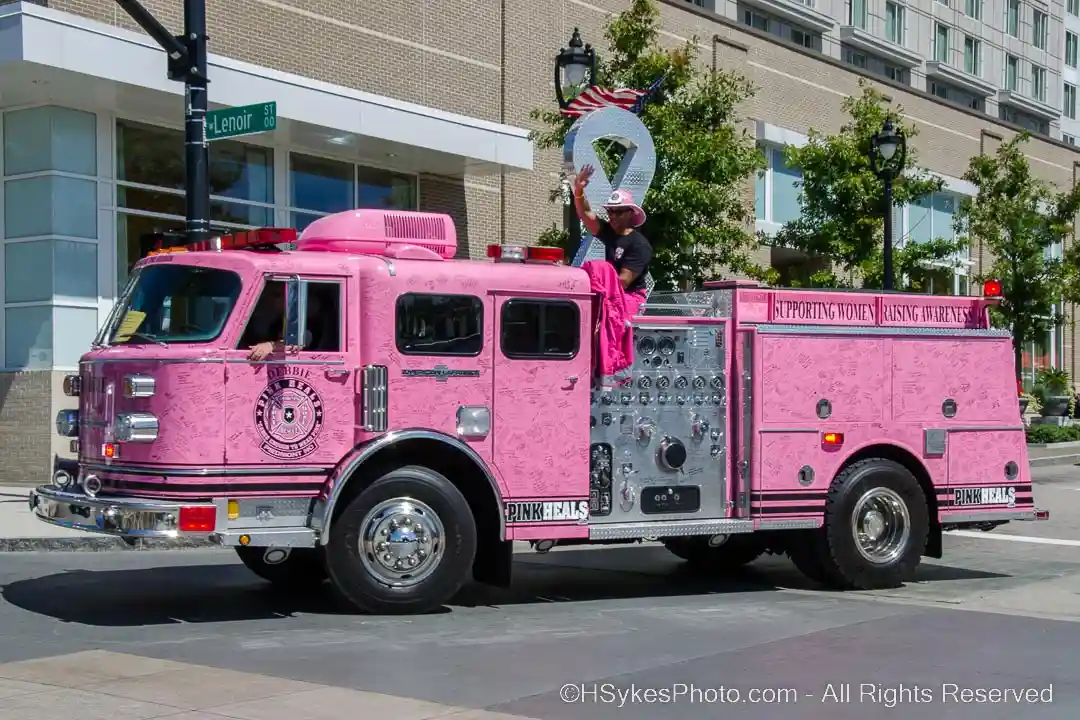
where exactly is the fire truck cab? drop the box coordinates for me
[30,209,1047,614]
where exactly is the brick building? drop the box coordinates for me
[0,0,1076,483]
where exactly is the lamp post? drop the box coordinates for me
[555,28,597,253]
[869,118,906,291]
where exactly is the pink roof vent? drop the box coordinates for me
[295,209,457,260]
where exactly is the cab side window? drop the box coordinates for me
[396,293,483,356]
[238,279,342,352]
[500,299,579,359]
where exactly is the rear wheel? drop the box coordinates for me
[810,458,929,590]
[663,534,767,570]
[324,465,477,614]
[235,546,327,587]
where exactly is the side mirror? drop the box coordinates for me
[283,277,307,349]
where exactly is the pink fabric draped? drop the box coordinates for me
[582,260,646,376]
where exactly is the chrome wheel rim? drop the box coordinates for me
[358,497,445,587]
[851,487,910,564]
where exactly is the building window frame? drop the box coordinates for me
[964,36,981,76]
[1032,9,1048,50]
[1006,0,1020,37]
[1031,64,1046,102]
[1066,83,1077,119]
[1069,32,1079,69]
[934,23,950,64]
[1071,0,1080,17]
[964,0,982,20]
[898,190,972,297]
[1005,55,1019,91]
[885,1,904,44]
[754,143,804,236]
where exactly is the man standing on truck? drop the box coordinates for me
[572,164,653,315]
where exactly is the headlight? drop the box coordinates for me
[55,410,78,437]
[62,374,81,396]
[122,374,156,398]
[114,413,159,442]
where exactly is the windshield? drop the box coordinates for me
[104,263,242,345]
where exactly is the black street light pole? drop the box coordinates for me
[554,28,596,254]
[115,0,211,246]
[869,118,906,291]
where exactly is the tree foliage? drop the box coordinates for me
[529,0,766,290]
[954,132,1080,378]
[771,82,966,288]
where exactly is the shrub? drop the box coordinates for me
[1025,424,1080,444]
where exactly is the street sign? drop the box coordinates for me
[205,101,277,141]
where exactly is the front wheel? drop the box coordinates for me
[811,458,929,590]
[324,465,477,614]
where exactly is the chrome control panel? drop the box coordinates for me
[589,323,728,524]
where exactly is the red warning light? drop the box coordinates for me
[822,432,844,447]
[982,279,1002,297]
[178,506,216,532]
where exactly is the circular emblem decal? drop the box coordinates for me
[254,378,324,460]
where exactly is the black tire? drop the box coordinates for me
[663,534,766,570]
[324,465,477,614]
[813,458,929,590]
[235,546,327,587]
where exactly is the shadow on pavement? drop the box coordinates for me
[0,546,1009,626]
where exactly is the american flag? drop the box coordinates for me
[560,73,666,118]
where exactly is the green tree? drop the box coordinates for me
[770,81,966,289]
[529,0,767,290]
[955,132,1080,380]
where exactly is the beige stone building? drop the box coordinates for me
[0,0,1076,483]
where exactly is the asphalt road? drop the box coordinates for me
[0,465,1077,719]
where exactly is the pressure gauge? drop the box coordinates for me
[637,337,656,355]
[693,376,707,389]
[639,376,652,389]
[674,376,688,389]
[657,376,670,389]
[657,336,676,356]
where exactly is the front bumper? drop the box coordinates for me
[28,484,218,539]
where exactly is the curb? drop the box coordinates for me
[0,536,220,552]
[1030,454,1080,468]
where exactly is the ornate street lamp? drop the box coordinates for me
[555,28,596,255]
[555,27,596,110]
[869,118,907,291]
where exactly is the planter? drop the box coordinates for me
[1040,396,1071,417]
[1019,397,1030,415]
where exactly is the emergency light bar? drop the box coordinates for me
[487,244,565,263]
[145,228,298,256]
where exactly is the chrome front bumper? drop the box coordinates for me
[28,484,218,540]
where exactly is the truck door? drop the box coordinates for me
[491,293,591,512]
[224,273,356,490]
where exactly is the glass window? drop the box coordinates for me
[964,37,980,76]
[1033,10,1047,50]
[5,306,52,369]
[116,120,273,203]
[500,299,579,359]
[1007,0,1019,36]
[1066,84,1077,119]
[770,149,802,224]
[239,279,342,352]
[290,153,354,215]
[3,106,97,177]
[104,264,243,344]
[357,166,416,210]
[4,239,97,303]
[935,24,949,63]
[4,176,97,239]
[964,0,981,20]
[116,214,185,292]
[1005,56,1019,91]
[1032,65,1046,101]
[1068,33,1078,68]
[754,166,766,221]
[115,186,273,227]
[395,293,483,356]
[849,0,866,28]
[885,2,903,44]
[1071,0,1080,16]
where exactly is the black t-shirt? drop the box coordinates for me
[596,222,652,293]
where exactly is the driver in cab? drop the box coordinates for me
[242,281,322,360]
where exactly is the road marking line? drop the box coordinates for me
[947,530,1080,546]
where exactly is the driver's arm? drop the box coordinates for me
[573,187,602,237]
[617,238,651,289]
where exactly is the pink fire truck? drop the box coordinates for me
[30,209,1047,614]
